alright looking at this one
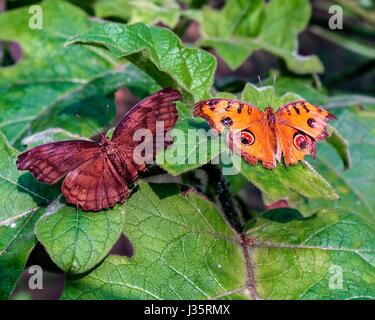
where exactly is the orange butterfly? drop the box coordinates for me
[194,99,335,169]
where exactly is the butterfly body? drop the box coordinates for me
[17,88,181,211]
[194,98,335,169]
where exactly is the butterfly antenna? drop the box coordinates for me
[257,75,270,107]
[270,75,277,107]
[75,114,101,135]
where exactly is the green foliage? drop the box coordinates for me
[0,0,374,301]
[66,21,216,103]
[0,132,54,299]
[190,0,323,73]
[94,0,182,28]
[0,0,155,147]
[249,209,375,299]
[63,183,248,299]
[36,201,126,273]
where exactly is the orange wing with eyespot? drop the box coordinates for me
[276,100,336,140]
[227,122,277,169]
[276,124,316,166]
[276,100,335,166]
[194,99,276,168]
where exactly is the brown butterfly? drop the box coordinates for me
[194,98,335,169]
[17,88,181,211]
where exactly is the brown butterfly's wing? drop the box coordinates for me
[16,140,101,184]
[194,98,277,168]
[62,154,128,211]
[112,87,180,146]
[111,87,180,180]
[276,124,316,166]
[194,98,263,133]
[276,100,336,140]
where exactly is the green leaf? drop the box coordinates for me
[0,131,58,224]
[0,131,56,299]
[157,102,223,175]
[0,0,155,147]
[195,0,323,73]
[291,110,375,221]
[0,210,43,300]
[326,126,351,170]
[273,77,329,106]
[94,0,181,28]
[234,156,338,201]
[62,185,375,299]
[65,21,217,102]
[62,183,248,300]
[248,209,375,299]
[327,94,375,109]
[36,200,126,274]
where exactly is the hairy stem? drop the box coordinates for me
[203,163,244,232]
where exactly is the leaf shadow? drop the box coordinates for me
[16,173,61,207]
[261,207,307,223]
[148,183,180,200]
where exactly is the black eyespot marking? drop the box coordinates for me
[239,130,255,145]
[307,118,315,128]
[293,133,307,151]
[221,117,233,127]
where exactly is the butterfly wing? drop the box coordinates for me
[276,100,335,166]
[276,100,336,140]
[16,140,101,184]
[111,87,180,179]
[62,154,128,211]
[194,98,263,133]
[112,87,180,147]
[194,99,277,168]
[227,122,277,169]
[276,124,316,166]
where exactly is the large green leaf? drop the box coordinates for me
[36,201,126,274]
[156,102,223,175]
[291,110,375,222]
[0,0,155,147]
[66,21,217,102]
[0,131,57,299]
[248,208,375,299]
[62,183,248,299]
[0,211,43,300]
[62,184,375,299]
[0,132,58,225]
[94,0,182,28]
[191,0,323,73]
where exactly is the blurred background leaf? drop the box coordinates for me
[190,0,324,73]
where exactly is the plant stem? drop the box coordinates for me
[203,163,244,232]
